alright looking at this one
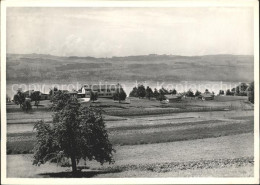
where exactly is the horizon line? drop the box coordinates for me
[6,52,254,59]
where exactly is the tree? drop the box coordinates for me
[13,90,25,108]
[170,89,177,95]
[160,87,169,95]
[137,85,146,98]
[113,88,127,103]
[31,91,41,108]
[195,90,201,97]
[153,88,159,99]
[186,89,194,97]
[90,91,98,102]
[235,83,248,96]
[145,86,153,100]
[226,89,233,96]
[22,99,32,112]
[235,86,240,95]
[157,89,166,101]
[49,87,58,102]
[129,87,138,97]
[248,82,254,104]
[219,90,224,95]
[33,96,115,174]
[50,90,71,111]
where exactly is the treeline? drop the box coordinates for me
[129,85,178,101]
[221,82,254,103]
[219,82,254,103]
[12,90,41,112]
[129,85,215,101]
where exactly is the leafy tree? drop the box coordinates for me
[195,90,201,97]
[205,89,209,94]
[235,83,248,96]
[240,83,248,92]
[33,96,115,174]
[160,87,169,95]
[219,90,224,95]
[13,90,25,108]
[157,89,166,101]
[50,90,71,111]
[248,82,254,103]
[49,87,59,102]
[129,87,138,97]
[153,88,159,99]
[137,85,146,98]
[31,91,41,108]
[22,99,32,112]
[186,89,194,97]
[235,86,240,95]
[145,86,153,100]
[226,89,234,96]
[90,91,98,102]
[113,88,127,103]
[170,89,177,95]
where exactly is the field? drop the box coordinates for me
[6,95,254,177]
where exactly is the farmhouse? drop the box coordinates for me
[24,90,50,100]
[197,93,214,100]
[165,94,182,103]
[78,84,123,98]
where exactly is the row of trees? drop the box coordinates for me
[225,83,249,96]
[129,85,213,100]
[13,90,39,112]
[222,82,254,103]
[129,85,178,100]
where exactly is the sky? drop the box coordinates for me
[7,7,254,57]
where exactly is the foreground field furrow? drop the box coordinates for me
[7,119,253,154]
[95,157,254,174]
[7,133,254,177]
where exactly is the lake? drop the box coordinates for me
[6,80,241,99]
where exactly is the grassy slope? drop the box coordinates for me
[7,133,254,177]
[7,115,253,154]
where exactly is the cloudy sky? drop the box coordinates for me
[7,7,254,57]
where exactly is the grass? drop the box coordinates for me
[7,140,34,154]
[7,118,253,154]
[105,106,230,117]
[6,133,254,177]
[109,120,253,146]
[95,157,254,174]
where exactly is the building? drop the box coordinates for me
[197,93,214,100]
[165,94,182,103]
[24,90,50,100]
[78,84,123,98]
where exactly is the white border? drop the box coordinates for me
[1,0,259,184]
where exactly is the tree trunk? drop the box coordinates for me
[71,154,77,174]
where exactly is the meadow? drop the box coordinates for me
[6,95,254,177]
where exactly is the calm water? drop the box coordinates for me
[6,80,240,99]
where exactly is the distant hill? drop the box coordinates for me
[6,53,254,83]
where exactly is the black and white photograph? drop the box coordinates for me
[1,0,259,184]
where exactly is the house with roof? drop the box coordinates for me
[78,84,123,98]
[24,90,50,100]
[197,93,214,100]
[165,94,182,103]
